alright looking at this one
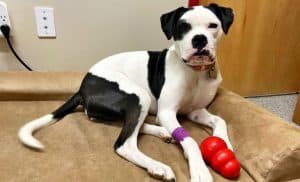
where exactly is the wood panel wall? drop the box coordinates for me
[201,0,300,96]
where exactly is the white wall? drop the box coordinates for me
[0,0,186,71]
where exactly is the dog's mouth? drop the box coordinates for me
[183,50,215,69]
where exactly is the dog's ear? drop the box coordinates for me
[206,3,234,34]
[160,7,190,40]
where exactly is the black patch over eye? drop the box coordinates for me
[173,20,192,41]
[208,23,218,28]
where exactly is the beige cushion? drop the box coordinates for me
[0,71,299,181]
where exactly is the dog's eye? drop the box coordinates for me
[174,21,192,40]
[208,23,218,29]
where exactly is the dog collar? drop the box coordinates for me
[190,62,215,71]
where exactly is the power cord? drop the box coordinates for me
[0,25,33,71]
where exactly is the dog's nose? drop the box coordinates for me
[192,34,208,49]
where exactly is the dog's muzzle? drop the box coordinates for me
[183,50,215,71]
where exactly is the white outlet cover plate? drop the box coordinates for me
[0,1,11,37]
[34,7,56,38]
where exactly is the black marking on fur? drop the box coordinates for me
[160,7,191,40]
[147,49,167,99]
[52,92,82,119]
[79,73,141,150]
[205,3,234,34]
[174,20,192,41]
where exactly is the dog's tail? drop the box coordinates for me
[18,92,82,150]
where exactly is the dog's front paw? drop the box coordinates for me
[147,162,176,182]
[189,158,213,182]
[212,116,234,152]
[190,166,213,182]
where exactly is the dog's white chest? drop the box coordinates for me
[179,73,222,114]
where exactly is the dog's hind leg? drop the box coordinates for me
[113,83,175,181]
[140,123,174,143]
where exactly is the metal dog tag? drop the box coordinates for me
[208,64,217,79]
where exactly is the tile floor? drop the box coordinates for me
[247,94,298,123]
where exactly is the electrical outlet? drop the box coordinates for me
[0,1,11,37]
[34,7,56,38]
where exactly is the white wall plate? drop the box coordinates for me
[34,7,56,38]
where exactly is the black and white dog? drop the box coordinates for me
[19,4,234,182]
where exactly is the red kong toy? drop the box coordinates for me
[200,136,240,179]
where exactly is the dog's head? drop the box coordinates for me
[160,3,234,69]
